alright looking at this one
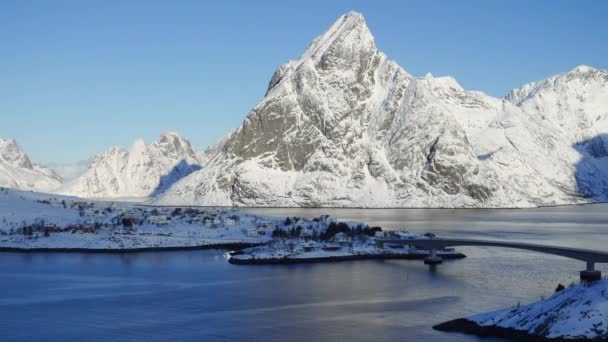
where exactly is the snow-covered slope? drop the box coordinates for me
[506,66,608,199]
[0,138,62,192]
[198,129,236,165]
[156,12,608,208]
[58,132,203,198]
[447,281,608,340]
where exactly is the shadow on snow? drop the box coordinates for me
[573,134,608,202]
[150,160,202,197]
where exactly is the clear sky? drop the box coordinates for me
[2,0,607,165]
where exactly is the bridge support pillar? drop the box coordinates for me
[424,249,443,265]
[580,261,602,282]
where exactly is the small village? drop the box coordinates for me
[0,190,462,262]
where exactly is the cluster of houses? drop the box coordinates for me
[247,220,276,237]
[14,222,101,237]
[247,215,338,240]
[191,214,240,227]
[141,211,242,228]
[25,196,371,244]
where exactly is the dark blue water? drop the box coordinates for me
[2,205,608,341]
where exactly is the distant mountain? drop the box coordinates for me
[155,12,608,208]
[58,132,203,198]
[0,138,62,192]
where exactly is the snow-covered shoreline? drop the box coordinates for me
[0,242,259,254]
[0,188,275,251]
[434,280,608,341]
[0,188,464,265]
[228,240,465,265]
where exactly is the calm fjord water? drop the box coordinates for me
[2,204,608,341]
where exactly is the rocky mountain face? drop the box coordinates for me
[155,11,608,208]
[58,132,203,198]
[198,129,236,165]
[0,138,62,192]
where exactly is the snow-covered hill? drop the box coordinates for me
[58,132,203,198]
[156,11,608,208]
[436,280,608,340]
[0,138,62,192]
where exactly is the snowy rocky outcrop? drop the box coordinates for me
[198,129,236,165]
[156,12,608,208]
[435,281,608,340]
[58,132,203,198]
[0,138,62,192]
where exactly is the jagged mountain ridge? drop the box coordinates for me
[58,132,204,198]
[0,138,62,192]
[154,11,608,208]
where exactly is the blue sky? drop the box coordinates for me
[2,0,607,165]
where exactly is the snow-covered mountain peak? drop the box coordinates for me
[158,130,182,142]
[59,132,203,198]
[506,65,607,105]
[0,137,62,191]
[558,64,606,84]
[570,64,596,74]
[422,73,464,92]
[152,132,199,165]
[504,64,608,146]
[0,138,33,169]
[299,11,375,70]
[156,12,608,208]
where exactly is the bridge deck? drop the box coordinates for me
[377,238,608,263]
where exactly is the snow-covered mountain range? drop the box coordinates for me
[154,11,608,208]
[3,12,606,207]
[0,138,62,192]
[57,132,204,198]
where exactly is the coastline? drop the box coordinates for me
[228,251,466,265]
[0,242,260,254]
[433,318,575,342]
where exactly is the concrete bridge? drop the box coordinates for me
[377,238,608,281]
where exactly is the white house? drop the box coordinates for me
[334,232,352,244]
[202,217,214,227]
[123,211,142,222]
[84,209,97,216]
[247,228,267,237]
[148,215,171,225]
[258,221,275,230]
[301,241,317,252]
[224,216,239,225]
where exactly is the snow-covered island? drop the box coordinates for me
[434,280,608,341]
[0,188,463,264]
[228,228,464,265]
